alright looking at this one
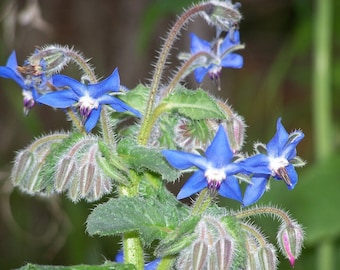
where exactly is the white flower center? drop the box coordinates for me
[78,94,99,118]
[204,168,226,190]
[269,157,289,174]
[269,157,292,186]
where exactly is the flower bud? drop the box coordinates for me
[55,137,113,202]
[257,244,278,270]
[208,102,247,153]
[175,216,238,270]
[11,133,68,194]
[27,45,72,76]
[201,1,242,33]
[277,221,304,267]
[174,118,212,152]
[224,114,246,153]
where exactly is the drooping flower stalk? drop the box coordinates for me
[138,1,242,145]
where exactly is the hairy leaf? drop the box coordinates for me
[161,88,225,120]
[117,138,181,182]
[87,196,189,245]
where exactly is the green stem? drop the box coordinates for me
[313,0,333,161]
[235,206,292,225]
[161,51,213,99]
[66,108,85,133]
[123,232,144,270]
[138,2,214,145]
[119,172,144,269]
[317,238,335,270]
[191,188,212,216]
[314,0,334,269]
[240,223,267,247]
[156,256,176,270]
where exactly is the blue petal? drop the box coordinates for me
[240,154,271,175]
[162,150,208,170]
[221,54,243,69]
[205,125,233,167]
[108,97,142,118]
[243,176,268,206]
[194,67,209,83]
[218,175,242,202]
[0,67,26,89]
[52,74,86,97]
[6,51,19,70]
[220,30,241,53]
[37,90,78,108]
[267,118,289,157]
[89,68,120,98]
[84,106,101,132]
[282,131,304,160]
[145,258,161,270]
[115,250,124,263]
[177,170,207,200]
[190,33,211,54]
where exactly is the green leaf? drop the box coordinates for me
[117,138,181,182]
[86,196,189,245]
[118,84,150,115]
[16,262,135,270]
[161,88,225,120]
[155,215,200,257]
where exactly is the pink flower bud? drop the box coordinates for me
[277,221,304,267]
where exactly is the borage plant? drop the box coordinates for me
[2,1,306,269]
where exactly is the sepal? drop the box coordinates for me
[11,132,69,195]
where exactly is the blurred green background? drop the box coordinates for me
[0,0,338,269]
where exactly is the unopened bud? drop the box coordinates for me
[245,252,259,270]
[192,240,208,270]
[277,221,304,267]
[55,156,77,192]
[176,216,237,269]
[27,45,72,76]
[11,133,68,194]
[257,244,278,270]
[61,140,113,202]
[225,114,246,153]
[201,1,242,33]
[208,102,247,153]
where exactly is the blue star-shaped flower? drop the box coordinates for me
[242,118,305,206]
[37,68,141,132]
[190,30,243,83]
[0,51,40,114]
[162,125,245,202]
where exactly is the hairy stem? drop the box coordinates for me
[138,2,214,145]
[235,206,292,225]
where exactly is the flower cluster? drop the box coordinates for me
[0,47,141,132]
[0,1,307,269]
[163,117,305,206]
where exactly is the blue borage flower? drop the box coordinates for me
[162,125,246,202]
[37,68,141,132]
[0,51,49,114]
[190,30,243,83]
[242,118,305,206]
